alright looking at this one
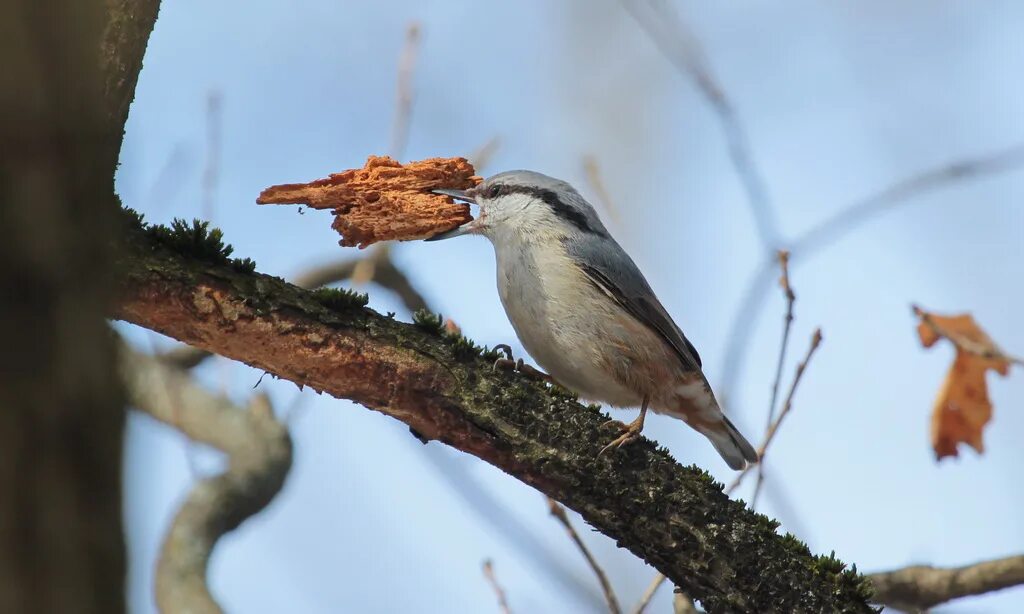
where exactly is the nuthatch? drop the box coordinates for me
[428,171,758,470]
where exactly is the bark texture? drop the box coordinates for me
[113,220,875,613]
[0,1,160,612]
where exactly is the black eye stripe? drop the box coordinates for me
[482,183,607,237]
[484,184,510,199]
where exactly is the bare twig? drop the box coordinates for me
[912,304,1024,366]
[766,249,795,431]
[727,328,823,500]
[793,143,1024,261]
[631,573,667,614]
[201,90,222,221]
[118,341,292,613]
[583,156,622,229]
[482,560,512,614]
[869,554,1024,611]
[547,498,622,614]
[621,0,780,247]
[719,144,1024,399]
[390,22,421,159]
[427,451,603,609]
[299,253,430,313]
[470,136,501,173]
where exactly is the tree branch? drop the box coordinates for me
[112,219,874,613]
[869,554,1024,611]
[118,342,292,613]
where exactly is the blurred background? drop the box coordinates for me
[115,1,1024,612]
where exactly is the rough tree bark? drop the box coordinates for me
[112,218,875,614]
[0,1,160,612]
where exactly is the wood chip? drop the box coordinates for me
[256,155,480,248]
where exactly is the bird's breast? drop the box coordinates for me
[493,241,654,406]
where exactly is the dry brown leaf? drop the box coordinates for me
[256,155,480,248]
[914,306,1012,460]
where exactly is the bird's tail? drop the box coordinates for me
[696,416,759,471]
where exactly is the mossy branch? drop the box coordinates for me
[112,211,875,613]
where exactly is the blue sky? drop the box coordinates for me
[117,1,1024,611]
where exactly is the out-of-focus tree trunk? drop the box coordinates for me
[0,1,159,611]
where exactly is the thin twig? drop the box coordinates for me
[350,243,390,289]
[583,155,622,229]
[470,136,501,174]
[201,90,222,221]
[482,559,512,614]
[547,498,622,614]
[631,573,667,614]
[793,143,1024,261]
[912,304,1024,366]
[621,0,780,248]
[390,22,421,160]
[718,143,1024,402]
[766,249,795,431]
[869,553,1024,611]
[727,328,823,499]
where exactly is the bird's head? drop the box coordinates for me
[427,170,608,244]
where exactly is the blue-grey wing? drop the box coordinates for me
[566,236,703,372]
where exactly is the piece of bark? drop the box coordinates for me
[256,155,479,248]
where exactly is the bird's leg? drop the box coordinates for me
[598,396,649,456]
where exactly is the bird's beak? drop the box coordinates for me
[432,188,477,204]
[424,223,473,241]
[426,188,479,241]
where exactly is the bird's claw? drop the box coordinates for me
[493,343,514,361]
[598,417,645,456]
[492,357,518,372]
[491,346,554,384]
[517,361,553,383]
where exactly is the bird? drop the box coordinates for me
[426,170,758,470]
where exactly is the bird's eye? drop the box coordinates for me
[484,184,506,199]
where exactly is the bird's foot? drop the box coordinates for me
[491,344,555,384]
[492,344,517,372]
[598,414,646,456]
